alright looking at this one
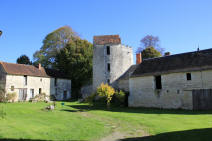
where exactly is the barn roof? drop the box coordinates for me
[0,62,68,79]
[93,35,121,45]
[131,48,212,77]
[117,65,138,80]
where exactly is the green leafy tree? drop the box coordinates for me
[33,26,79,67]
[141,46,162,59]
[16,55,32,65]
[55,38,93,98]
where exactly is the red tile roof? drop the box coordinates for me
[93,35,121,45]
[0,62,68,78]
[0,62,49,77]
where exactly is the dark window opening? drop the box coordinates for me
[186,73,191,80]
[155,75,162,89]
[24,75,27,86]
[63,90,67,100]
[107,46,110,55]
[39,88,42,94]
[55,78,57,86]
[107,79,110,84]
[107,63,110,72]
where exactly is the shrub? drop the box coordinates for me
[113,90,126,105]
[97,83,115,108]
[32,93,49,102]
[6,92,17,102]
[84,93,97,104]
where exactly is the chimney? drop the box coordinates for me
[136,53,142,64]
[164,52,171,56]
[38,63,42,70]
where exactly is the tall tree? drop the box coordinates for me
[33,26,79,68]
[16,55,32,65]
[141,47,162,60]
[137,35,164,59]
[55,38,93,98]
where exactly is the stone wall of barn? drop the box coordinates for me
[93,44,133,91]
[129,70,212,110]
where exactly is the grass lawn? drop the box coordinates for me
[0,102,212,141]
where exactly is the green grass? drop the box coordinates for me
[0,102,212,141]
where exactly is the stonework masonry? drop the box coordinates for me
[129,70,212,109]
[93,43,133,91]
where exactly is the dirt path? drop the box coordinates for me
[76,111,149,141]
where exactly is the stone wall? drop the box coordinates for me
[93,43,133,91]
[129,70,212,110]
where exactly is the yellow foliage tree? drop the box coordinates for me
[97,83,115,108]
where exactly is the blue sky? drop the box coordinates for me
[0,0,212,63]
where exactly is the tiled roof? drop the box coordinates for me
[117,65,138,80]
[93,35,121,45]
[132,48,212,77]
[0,62,68,79]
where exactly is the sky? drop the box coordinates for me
[0,0,212,63]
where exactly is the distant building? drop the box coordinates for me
[0,62,71,101]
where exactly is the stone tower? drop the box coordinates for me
[93,35,133,91]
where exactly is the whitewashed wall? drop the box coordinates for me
[5,75,71,101]
[129,70,212,110]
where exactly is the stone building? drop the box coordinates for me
[92,35,133,91]
[129,49,212,110]
[0,62,71,101]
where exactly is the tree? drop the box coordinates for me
[55,38,93,98]
[141,46,162,60]
[33,26,79,68]
[0,30,2,37]
[16,55,32,65]
[137,35,164,59]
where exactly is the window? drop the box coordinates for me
[11,86,14,91]
[186,73,191,81]
[107,63,110,72]
[24,75,27,85]
[39,88,42,94]
[106,46,110,55]
[30,89,34,98]
[55,78,57,86]
[40,78,42,82]
[155,75,162,89]
[107,79,110,84]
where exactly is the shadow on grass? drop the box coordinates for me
[65,103,212,115]
[119,128,212,141]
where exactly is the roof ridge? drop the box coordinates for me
[143,48,212,62]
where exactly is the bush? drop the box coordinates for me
[6,92,17,102]
[84,93,97,104]
[113,90,125,105]
[97,83,115,108]
[32,93,49,102]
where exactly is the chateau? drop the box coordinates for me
[92,35,212,110]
